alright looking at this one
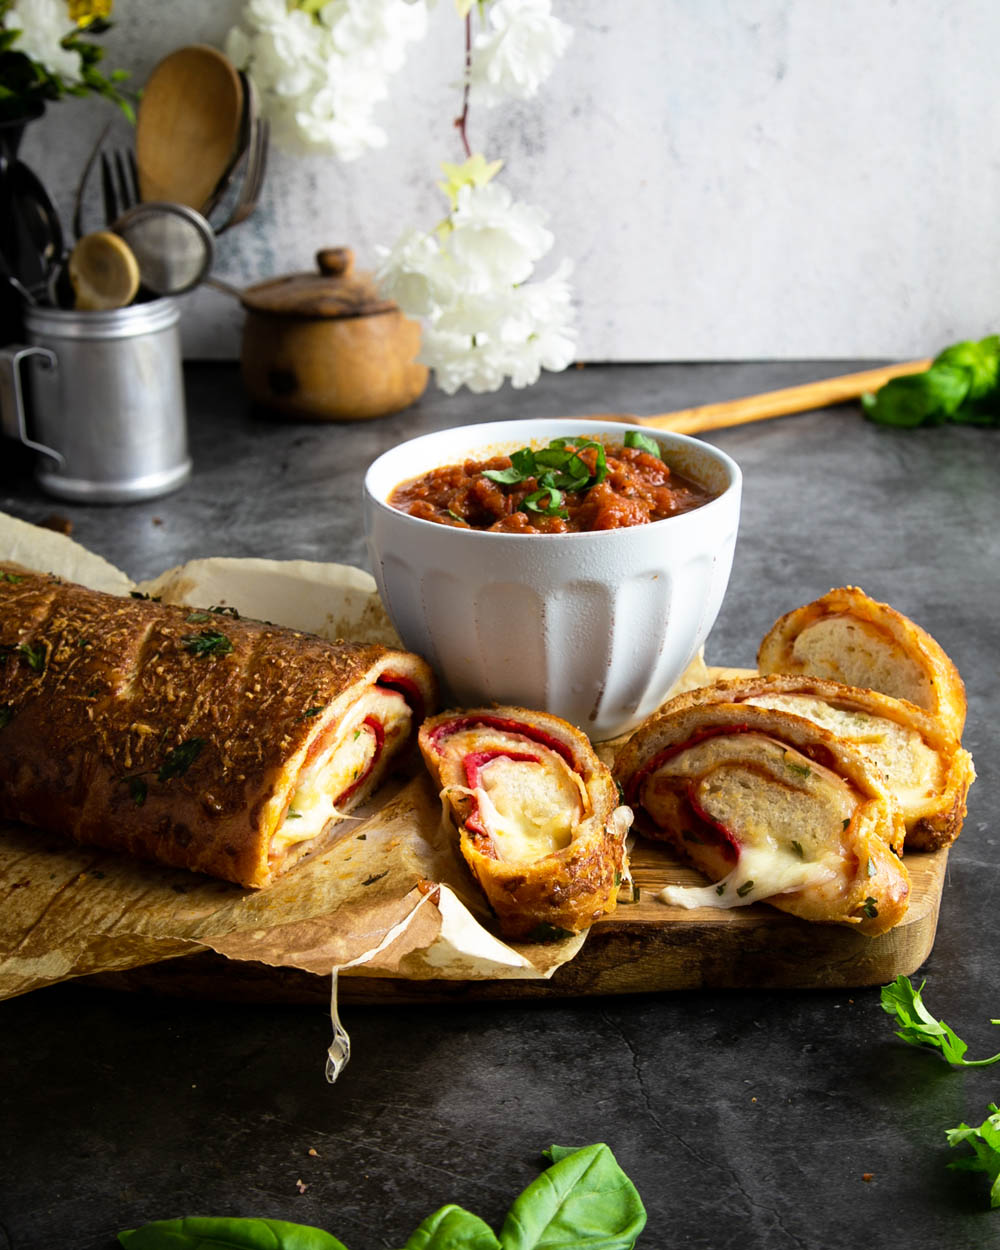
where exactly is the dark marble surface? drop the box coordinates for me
[1,362,999,1249]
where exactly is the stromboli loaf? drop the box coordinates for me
[757,586,968,740]
[613,697,910,936]
[418,706,632,940]
[0,563,435,888]
[674,674,974,851]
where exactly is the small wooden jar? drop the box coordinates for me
[238,247,428,421]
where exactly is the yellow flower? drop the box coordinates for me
[437,153,504,209]
[67,0,113,27]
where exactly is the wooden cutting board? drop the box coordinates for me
[90,840,947,1004]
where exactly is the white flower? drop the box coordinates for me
[375,228,457,318]
[378,178,576,395]
[225,0,428,160]
[448,181,554,288]
[469,0,572,107]
[4,0,82,84]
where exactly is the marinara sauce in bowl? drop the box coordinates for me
[364,419,741,740]
[387,436,716,533]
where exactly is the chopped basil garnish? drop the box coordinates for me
[623,429,663,458]
[790,840,804,858]
[861,896,879,919]
[286,810,302,820]
[157,739,205,782]
[481,436,611,518]
[185,612,211,624]
[129,777,148,807]
[18,641,45,672]
[180,629,233,658]
[736,880,755,898]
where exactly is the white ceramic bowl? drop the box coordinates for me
[364,419,742,740]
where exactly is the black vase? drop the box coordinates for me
[0,100,61,343]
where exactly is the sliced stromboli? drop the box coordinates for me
[757,586,967,740]
[0,564,435,888]
[675,675,974,851]
[418,707,632,940]
[613,699,909,936]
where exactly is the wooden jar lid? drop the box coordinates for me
[240,248,396,319]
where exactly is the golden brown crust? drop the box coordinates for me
[672,674,974,851]
[612,696,910,936]
[757,586,967,740]
[0,563,435,887]
[418,705,629,940]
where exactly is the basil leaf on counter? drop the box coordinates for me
[118,1215,349,1249]
[400,1204,501,1250]
[118,1145,646,1250]
[862,334,1000,428]
[500,1143,647,1250]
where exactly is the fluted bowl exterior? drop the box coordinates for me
[364,419,741,741]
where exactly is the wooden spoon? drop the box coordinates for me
[586,359,933,435]
[136,44,244,212]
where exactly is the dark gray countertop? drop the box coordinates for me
[2,362,999,1250]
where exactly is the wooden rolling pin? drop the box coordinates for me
[596,358,933,435]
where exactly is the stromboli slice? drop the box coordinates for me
[418,707,632,940]
[613,699,909,936]
[757,586,967,740]
[675,675,974,851]
[0,564,435,888]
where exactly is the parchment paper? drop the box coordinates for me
[0,512,590,1004]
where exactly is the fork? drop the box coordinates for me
[99,147,141,227]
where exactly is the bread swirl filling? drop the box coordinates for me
[789,615,934,709]
[634,730,861,909]
[738,691,943,818]
[268,683,413,865]
[429,717,590,864]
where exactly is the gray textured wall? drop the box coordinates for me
[19,0,1000,363]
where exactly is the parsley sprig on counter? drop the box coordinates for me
[880,975,1000,1210]
[947,1105,1000,1209]
[118,1142,647,1249]
[881,975,1000,1066]
[482,431,661,518]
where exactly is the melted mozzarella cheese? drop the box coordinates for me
[270,686,410,857]
[473,754,582,863]
[744,692,943,814]
[646,732,855,909]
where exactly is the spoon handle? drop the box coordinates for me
[633,359,933,434]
